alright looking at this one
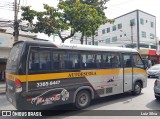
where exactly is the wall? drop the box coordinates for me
[138,11,156,44]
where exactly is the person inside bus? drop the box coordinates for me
[126,59,132,67]
[111,56,119,68]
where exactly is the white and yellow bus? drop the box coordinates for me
[6,40,147,110]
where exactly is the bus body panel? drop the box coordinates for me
[133,68,147,88]
[5,40,147,110]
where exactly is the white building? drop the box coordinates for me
[0,28,36,80]
[90,9,156,49]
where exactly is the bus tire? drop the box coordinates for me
[75,90,91,109]
[132,82,142,95]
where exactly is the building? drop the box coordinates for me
[53,10,159,64]
[88,10,158,64]
[0,28,36,81]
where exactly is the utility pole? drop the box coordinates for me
[131,24,134,48]
[13,0,19,42]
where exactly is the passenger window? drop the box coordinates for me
[101,53,120,68]
[39,51,51,70]
[29,50,39,71]
[110,53,120,68]
[52,52,80,71]
[29,49,51,72]
[81,53,97,69]
[68,53,80,69]
[123,54,132,68]
[53,53,61,70]
[133,54,144,69]
[101,53,112,68]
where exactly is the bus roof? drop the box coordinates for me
[22,40,138,53]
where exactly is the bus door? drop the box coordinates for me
[122,54,133,92]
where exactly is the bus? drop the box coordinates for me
[6,40,147,110]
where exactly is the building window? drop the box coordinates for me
[106,38,110,44]
[112,36,117,42]
[102,29,105,34]
[139,44,149,48]
[94,41,98,46]
[151,45,157,49]
[107,27,110,33]
[151,22,154,28]
[120,35,122,37]
[112,25,116,31]
[140,18,144,25]
[141,31,146,38]
[130,19,135,26]
[118,23,122,29]
[150,33,154,39]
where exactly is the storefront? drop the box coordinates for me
[138,49,160,65]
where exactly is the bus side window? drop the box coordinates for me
[29,50,39,71]
[133,54,144,69]
[39,51,51,70]
[81,53,97,69]
[111,54,120,68]
[53,53,60,70]
[123,54,132,68]
[68,53,80,69]
[101,53,111,69]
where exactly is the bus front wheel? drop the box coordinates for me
[132,82,142,95]
[75,90,91,109]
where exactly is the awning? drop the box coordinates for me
[138,49,158,56]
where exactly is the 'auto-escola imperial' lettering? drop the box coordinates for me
[68,72,96,78]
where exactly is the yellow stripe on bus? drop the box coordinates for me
[6,68,146,82]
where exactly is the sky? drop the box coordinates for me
[0,0,159,38]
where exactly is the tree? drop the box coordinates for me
[21,4,73,43]
[79,0,114,45]
[21,0,113,43]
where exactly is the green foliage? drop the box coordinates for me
[21,0,112,43]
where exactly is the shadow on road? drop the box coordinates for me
[146,99,160,110]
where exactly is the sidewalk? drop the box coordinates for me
[0,81,6,95]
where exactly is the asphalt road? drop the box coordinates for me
[0,78,160,119]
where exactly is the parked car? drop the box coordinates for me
[154,78,160,100]
[147,64,160,78]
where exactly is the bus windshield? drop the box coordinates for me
[6,42,24,71]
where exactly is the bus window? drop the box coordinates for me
[133,54,144,69]
[52,52,80,71]
[39,51,51,70]
[81,53,97,69]
[123,54,132,67]
[101,53,120,68]
[6,42,24,71]
[68,53,80,69]
[29,50,39,71]
[110,53,120,68]
[52,53,60,70]
[29,49,51,72]
[95,54,101,68]
[101,53,111,68]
